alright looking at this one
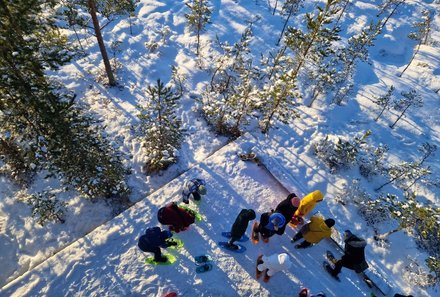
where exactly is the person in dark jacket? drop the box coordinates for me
[226,209,256,249]
[138,226,176,262]
[157,202,195,233]
[327,230,369,277]
[252,211,286,243]
[275,193,301,234]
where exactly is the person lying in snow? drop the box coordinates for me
[256,253,292,282]
[157,202,195,233]
[275,192,301,234]
[326,230,369,278]
[291,190,324,226]
[137,227,176,262]
[252,211,286,243]
[182,178,207,204]
[291,216,335,248]
[226,208,256,250]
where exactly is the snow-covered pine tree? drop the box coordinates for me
[203,25,259,136]
[0,0,130,202]
[185,0,212,56]
[276,0,305,45]
[390,88,423,129]
[358,143,389,180]
[375,161,431,192]
[332,20,382,105]
[373,85,395,121]
[399,10,433,77]
[137,80,182,173]
[0,137,35,185]
[25,191,67,226]
[376,0,406,18]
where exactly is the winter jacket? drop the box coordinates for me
[342,234,368,272]
[259,212,286,237]
[230,209,256,239]
[182,178,206,203]
[301,216,332,244]
[157,202,195,232]
[138,227,172,252]
[294,190,324,217]
[261,253,292,276]
[275,193,299,234]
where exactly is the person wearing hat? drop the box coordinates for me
[226,208,256,250]
[256,253,292,282]
[291,190,324,226]
[326,230,369,278]
[275,192,301,234]
[138,226,177,262]
[291,216,335,248]
[182,178,207,204]
[252,211,286,243]
[157,202,196,233]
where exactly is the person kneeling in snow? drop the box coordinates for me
[157,202,195,233]
[253,211,286,243]
[256,253,292,282]
[138,227,176,262]
[327,230,369,278]
[226,208,256,250]
[291,216,335,248]
[182,178,207,204]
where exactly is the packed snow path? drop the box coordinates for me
[0,137,394,297]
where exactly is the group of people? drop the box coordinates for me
[137,178,413,296]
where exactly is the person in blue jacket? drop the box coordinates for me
[138,227,177,262]
[252,211,286,243]
[182,178,207,204]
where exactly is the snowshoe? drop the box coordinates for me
[194,255,212,265]
[145,254,176,265]
[218,241,247,253]
[256,254,264,280]
[251,221,260,244]
[323,261,340,282]
[221,231,249,242]
[166,238,184,249]
[195,263,213,273]
[238,152,256,161]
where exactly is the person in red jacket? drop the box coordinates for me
[157,202,195,232]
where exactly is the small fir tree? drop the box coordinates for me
[26,191,67,226]
[137,80,182,173]
[373,85,395,121]
[390,89,423,129]
[185,0,212,56]
[399,10,433,77]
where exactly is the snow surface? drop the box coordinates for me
[1,0,439,296]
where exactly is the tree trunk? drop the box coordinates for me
[374,105,387,121]
[374,228,401,241]
[272,0,278,15]
[87,0,116,86]
[334,0,350,28]
[276,6,294,46]
[389,103,410,129]
[399,41,421,77]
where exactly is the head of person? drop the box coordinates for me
[197,185,207,195]
[291,196,301,207]
[246,209,256,220]
[313,190,324,202]
[324,218,335,228]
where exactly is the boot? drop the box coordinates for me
[226,242,239,250]
[256,254,264,279]
[263,270,271,283]
[154,255,168,263]
[251,222,260,244]
[262,236,269,243]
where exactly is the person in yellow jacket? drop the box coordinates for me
[290,190,324,226]
[291,216,335,249]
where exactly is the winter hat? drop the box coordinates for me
[324,218,335,228]
[198,185,207,195]
[298,288,309,297]
[161,230,172,239]
[277,253,292,269]
[247,209,256,220]
[291,197,301,207]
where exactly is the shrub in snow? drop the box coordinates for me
[404,257,439,287]
[25,191,67,226]
[389,88,423,129]
[313,130,371,173]
[375,161,431,192]
[0,137,35,185]
[372,85,395,122]
[358,143,389,180]
[137,80,182,174]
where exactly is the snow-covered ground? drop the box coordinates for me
[1,0,439,296]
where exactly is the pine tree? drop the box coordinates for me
[333,20,382,104]
[373,85,395,121]
[399,10,433,77]
[276,0,305,45]
[26,191,67,226]
[390,89,423,129]
[375,161,431,191]
[137,80,182,173]
[185,0,212,56]
[0,0,130,202]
